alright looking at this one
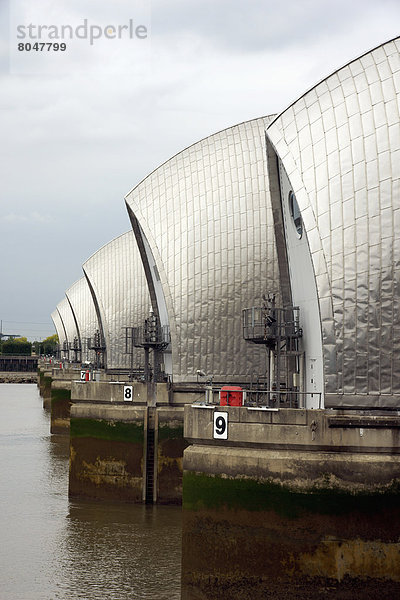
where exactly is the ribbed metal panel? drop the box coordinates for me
[51,309,66,349]
[56,297,78,351]
[83,231,151,371]
[267,37,400,407]
[125,117,280,383]
[65,277,99,363]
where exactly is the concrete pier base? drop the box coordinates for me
[68,381,189,503]
[40,366,110,433]
[38,363,77,416]
[181,406,400,599]
[69,404,146,502]
[157,408,187,503]
[49,368,78,432]
[50,387,72,433]
[38,367,53,407]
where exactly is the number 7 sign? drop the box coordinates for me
[213,411,228,440]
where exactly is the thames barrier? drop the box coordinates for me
[44,37,400,599]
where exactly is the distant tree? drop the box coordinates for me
[1,337,32,356]
[32,334,59,356]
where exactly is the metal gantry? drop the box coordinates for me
[242,294,304,407]
[69,336,82,364]
[87,330,106,369]
[125,312,170,383]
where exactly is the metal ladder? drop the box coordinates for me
[145,408,156,504]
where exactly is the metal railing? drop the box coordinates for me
[87,331,106,351]
[108,368,145,382]
[197,387,322,409]
[131,324,170,349]
[242,305,302,344]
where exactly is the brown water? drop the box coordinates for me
[0,384,182,600]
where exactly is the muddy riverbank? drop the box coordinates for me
[0,371,37,383]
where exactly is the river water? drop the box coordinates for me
[0,384,182,600]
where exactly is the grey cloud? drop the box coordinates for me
[1,0,399,341]
[151,0,400,52]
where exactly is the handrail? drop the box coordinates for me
[200,387,322,409]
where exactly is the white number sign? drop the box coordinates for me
[80,370,86,380]
[123,385,133,402]
[213,411,228,440]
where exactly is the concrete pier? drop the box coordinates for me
[39,364,110,433]
[182,405,400,599]
[50,369,75,433]
[69,403,146,502]
[38,365,53,407]
[37,364,77,429]
[68,380,190,503]
[37,361,194,503]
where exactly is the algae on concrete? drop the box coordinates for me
[158,423,184,440]
[183,472,400,520]
[70,417,144,444]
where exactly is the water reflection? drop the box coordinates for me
[57,503,182,600]
[0,384,182,600]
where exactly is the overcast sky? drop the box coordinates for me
[0,0,399,340]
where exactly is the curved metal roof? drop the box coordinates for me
[83,230,151,371]
[65,277,99,363]
[126,116,281,383]
[266,36,400,406]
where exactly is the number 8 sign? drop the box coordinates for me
[123,386,133,402]
[213,411,228,439]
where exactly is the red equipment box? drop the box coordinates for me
[220,385,243,406]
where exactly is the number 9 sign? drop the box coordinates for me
[213,411,228,439]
